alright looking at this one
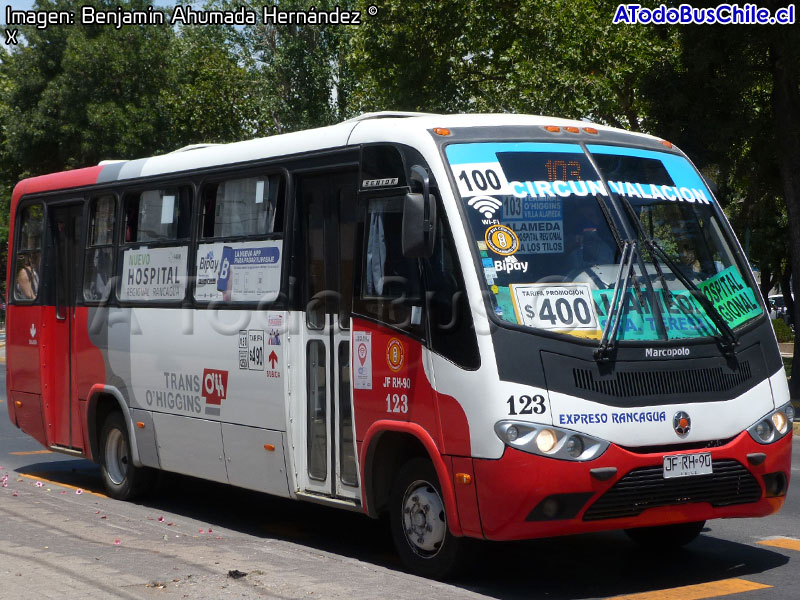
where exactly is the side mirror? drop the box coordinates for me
[402,165,437,258]
[402,192,437,257]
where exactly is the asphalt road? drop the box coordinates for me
[1,365,799,599]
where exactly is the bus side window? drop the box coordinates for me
[356,196,424,337]
[118,187,192,303]
[422,214,480,369]
[14,203,44,302]
[124,188,191,243]
[196,174,285,305]
[201,175,284,239]
[84,195,115,302]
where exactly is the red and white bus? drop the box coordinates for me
[6,113,793,577]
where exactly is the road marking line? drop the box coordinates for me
[18,473,107,498]
[609,578,770,600]
[757,537,800,551]
[10,450,52,455]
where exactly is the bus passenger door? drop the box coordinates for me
[294,171,361,502]
[46,203,84,451]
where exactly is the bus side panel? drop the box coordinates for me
[6,305,43,396]
[351,319,442,449]
[9,391,47,447]
[74,307,109,403]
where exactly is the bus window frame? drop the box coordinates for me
[83,193,119,306]
[11,199,46,305]
[352,188,428,343]
[193,168,290,309]
[116,183,194,307]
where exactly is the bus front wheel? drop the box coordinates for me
[625,521,706,549]
[99,413,153,500]
[389,458,465,579]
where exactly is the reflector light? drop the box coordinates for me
[544,126,561,133]
[660,140,674,149]
[432,127,451,136]
[564,126,580,133]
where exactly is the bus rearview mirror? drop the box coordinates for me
[402,192,437,258]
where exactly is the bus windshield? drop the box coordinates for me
[445,142,764,342]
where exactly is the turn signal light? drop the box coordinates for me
[455,473,472,485]
[15,400,22,408]
[136,422,145,429]
[432,127,451,136]
[264,444,275,452]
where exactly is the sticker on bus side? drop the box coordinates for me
[120,246,188,301]
[195,240,282,303]
[353,331,372,390]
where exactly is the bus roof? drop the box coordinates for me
[10,112,666,206]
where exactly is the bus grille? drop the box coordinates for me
[583,459,761,521]
[572,361,751,398]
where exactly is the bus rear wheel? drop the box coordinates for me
[100,413,153,500]
[625,521,706,549]
[389,458,465,579]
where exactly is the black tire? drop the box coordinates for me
[389,458,466,580]
[99,413,154,500]
[625,521,706,549]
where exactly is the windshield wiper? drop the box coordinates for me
[646,238,738,355]
[595,240,636,362]
[615,196,738,355]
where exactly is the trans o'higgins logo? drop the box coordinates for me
[145,369,229,416]
[202,369,228,416]
[645,347,690,358]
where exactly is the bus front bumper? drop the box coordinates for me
[471,429,792,541]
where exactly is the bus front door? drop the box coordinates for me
[294,171,361,502]
[46,203,84,451]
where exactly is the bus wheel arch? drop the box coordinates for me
[86,386,143,470]
[361,423,463,537]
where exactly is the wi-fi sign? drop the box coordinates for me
[468,195,503,219]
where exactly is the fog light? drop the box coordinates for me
[772,412,788,434]
[755,421,771,441]
[565,436,583,458]
[536,429,557,453]
[541,498,559,519]
[506,425,519,442]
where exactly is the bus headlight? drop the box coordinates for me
[495,421,609,461]
[536,429,557,453]
[747,402,794,444]
[565,436,584,458]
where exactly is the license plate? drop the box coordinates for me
[663,452,713,479]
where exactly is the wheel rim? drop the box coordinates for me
[104,428,128,486]
[401,479,447,557]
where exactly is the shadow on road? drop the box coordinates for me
[14,458,790,599]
